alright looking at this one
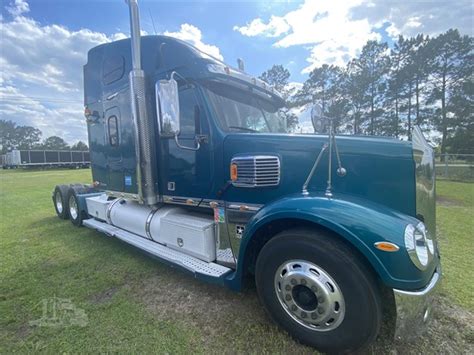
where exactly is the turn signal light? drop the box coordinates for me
[230,163,238,181]
[374,242,400,252]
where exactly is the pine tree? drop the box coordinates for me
[426,29,473,156]
[259,65,298,129]
[352,41,390,135]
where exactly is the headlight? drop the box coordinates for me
[404,222,435,270]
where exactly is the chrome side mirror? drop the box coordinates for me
[156,77,180,136]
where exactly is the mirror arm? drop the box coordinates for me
[174,135,201,151]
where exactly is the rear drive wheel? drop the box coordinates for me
[256,228,382,354]
[52,185,69,219]
[67,188,86,226]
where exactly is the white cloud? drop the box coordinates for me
[0,85,86,144]
[0,11,113,142]
[164,23,223,60]
[233,0,379,73]
[6,0,29,16]
[351,0,473,39]
[0,2,222,144]
[234,16,290,37]
[233,0,473,74]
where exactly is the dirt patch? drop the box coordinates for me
[437,196,464,207]
[133,269,473,354]
[88,286,120,305]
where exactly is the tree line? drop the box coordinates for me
[260,29,473,156]
[0,120,88,154]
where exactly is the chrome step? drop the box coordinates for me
[83,218,232,279]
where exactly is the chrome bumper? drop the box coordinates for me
[393,266,441,340]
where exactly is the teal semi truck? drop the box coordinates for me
[52,1,441,352]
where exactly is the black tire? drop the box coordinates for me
[66,187,86,226]
[52,185,70,219]
[255,228,382,354]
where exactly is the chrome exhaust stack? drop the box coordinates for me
[126,0,159,205]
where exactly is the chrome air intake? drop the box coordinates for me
[231,155,280,187]
[127,0,159,205]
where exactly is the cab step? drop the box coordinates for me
[83,218,232,281]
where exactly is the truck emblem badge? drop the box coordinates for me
[236,225,245,238]
[177,238,184,247]
[167,182,175,191]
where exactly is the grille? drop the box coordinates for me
[231,155,280,187]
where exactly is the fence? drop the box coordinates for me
[435,153,474,182]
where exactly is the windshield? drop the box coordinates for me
[203,82,288,133]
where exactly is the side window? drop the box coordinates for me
[108,115,119,147]
[178,87,198,135]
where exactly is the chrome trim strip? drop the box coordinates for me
[227,203,262,212]
[201,199,225,208]
[162,195,200,206]
[161,196,263,212]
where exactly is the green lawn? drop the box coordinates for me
[0,169,472,353]
[436,180,474,310]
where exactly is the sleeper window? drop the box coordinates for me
[108,115,119,146]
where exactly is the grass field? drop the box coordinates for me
[1,169,473,353]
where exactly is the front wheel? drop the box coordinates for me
[256,228,382,354]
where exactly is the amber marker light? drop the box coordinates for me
[374,242,400,252]
[230,163,238,181]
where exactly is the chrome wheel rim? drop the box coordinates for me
[55,191,63,214]
[69,195,78,220]
[274,260,345,332]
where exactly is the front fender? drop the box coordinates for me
[224,193,437,292]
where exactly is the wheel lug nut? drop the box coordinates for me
[318,307,325,314]
[290,279,297,285]
[311,286,318,293]
[301,279,306,285]
[318,296,324,303]
[301,312,307,318]
[285,285,291,291]
[311,313,318,319]
[291,305,297,311]
[285,294,291,301]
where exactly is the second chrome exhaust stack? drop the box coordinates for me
[126,0,159,205]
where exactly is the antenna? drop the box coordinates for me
[148,8,157,35]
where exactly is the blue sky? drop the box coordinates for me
[1,0,472,143]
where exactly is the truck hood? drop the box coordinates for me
[222,133,417,217]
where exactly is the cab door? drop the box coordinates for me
[160,84,213,199]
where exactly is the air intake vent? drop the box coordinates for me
[231,155,280,188]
